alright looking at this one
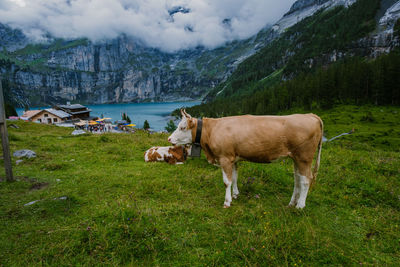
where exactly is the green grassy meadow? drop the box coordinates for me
[1,105,399,266]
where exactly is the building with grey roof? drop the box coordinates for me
[22,109,71,124]
[45,109,71,119]
[54,103,92,120]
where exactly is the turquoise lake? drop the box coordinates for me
[16,101,200,131]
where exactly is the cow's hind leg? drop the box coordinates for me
[220,158,234,208]
[232,164,239,199]
[295,161,313,209]
[288,165,301,207]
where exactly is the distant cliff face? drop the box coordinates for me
[371,0,400,54]
[263,0,399,67]
[0,34,226,107]
[1,0,399,108]
[285,0,331,15]
[330,0,400,59]
[274,0,358,33]
[1,27,277,107]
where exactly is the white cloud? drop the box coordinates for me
[0,0,296,52]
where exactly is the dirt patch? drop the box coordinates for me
[30,182,49,190]
[19,176,38,183]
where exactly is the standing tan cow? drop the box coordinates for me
[168,110,323,209]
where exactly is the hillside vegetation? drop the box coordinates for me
[184,50,400,117]
[1,105,399,265]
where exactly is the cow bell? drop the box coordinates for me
[190,143,202,157]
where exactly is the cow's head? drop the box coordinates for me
[168,109,195,145]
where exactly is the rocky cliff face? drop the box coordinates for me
[1,27,272,107]
[371,0,400,54]
[285,0,331,15]
[272,0,399,68]
[274,0,357,33]
[324,0,400,60]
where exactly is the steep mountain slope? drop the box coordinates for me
[185,0,400,117]
[205,0,399,101]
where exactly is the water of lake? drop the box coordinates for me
[16,101,200,131]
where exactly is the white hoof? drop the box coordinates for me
[223,201,231,208]
[233,193,239,199]
[295,203,305,209]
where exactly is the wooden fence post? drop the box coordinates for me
[0,78,14,181]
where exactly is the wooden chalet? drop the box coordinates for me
[54,104,92,120]
[21,109,71,124]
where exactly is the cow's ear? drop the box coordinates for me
[180,109,185,118]
[187,117,196,129]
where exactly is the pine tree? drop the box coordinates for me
[143,120,150,130]
[5,103,17,118]
[165,120,177,133]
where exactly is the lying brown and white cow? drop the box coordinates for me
[144,145,191,165]
[168,110,323,209]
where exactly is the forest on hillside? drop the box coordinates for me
[184,49,400,117]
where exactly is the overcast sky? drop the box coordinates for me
[0,0,296,52]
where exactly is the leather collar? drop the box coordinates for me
[194,118,202,144]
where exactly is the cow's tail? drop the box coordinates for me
[312,115,324,185]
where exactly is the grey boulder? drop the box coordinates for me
[71,130,86,135]
[13,149,36,159]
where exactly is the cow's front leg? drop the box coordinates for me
[295,162,312,209]
[220,158,233,208]
[296,174,311,209]
[288,167,301,207]
[232,164,239,199]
